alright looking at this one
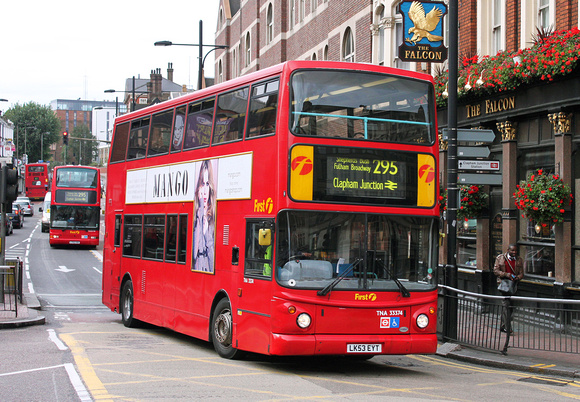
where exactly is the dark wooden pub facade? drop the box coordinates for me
[438,71,580,300]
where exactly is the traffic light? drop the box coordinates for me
[63,131,69,145]
[0,165,18,206]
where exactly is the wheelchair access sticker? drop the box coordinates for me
[380,317,400,328]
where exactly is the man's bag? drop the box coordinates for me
[498,278,517,295]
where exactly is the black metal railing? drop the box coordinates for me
[1,258,23,317]
[439,285,580,355]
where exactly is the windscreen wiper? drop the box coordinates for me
[317,258,362,296]
[374,258,411,298]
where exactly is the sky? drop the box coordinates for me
[0,0,220,111]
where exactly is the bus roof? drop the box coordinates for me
[113,60,434,125]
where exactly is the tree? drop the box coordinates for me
[68,124,97,165]
[3,102,61,163]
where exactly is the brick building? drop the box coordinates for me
[212,1,580,299]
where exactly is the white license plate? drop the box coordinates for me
[69,241,81,244]
[347,343,382,353]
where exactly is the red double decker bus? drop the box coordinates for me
[49,165,101,247]
[102,61,439,359]
[25,162,50,200]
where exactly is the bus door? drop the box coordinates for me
[104,213,124,308]
[236,219,275,354]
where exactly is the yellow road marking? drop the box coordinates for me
[59,333,115,401]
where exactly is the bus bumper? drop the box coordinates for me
[49,236,99,246]
[269,333,437,356]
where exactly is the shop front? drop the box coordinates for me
[438,72,580,300]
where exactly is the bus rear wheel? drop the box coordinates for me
[211,298,243,359]
[121,280,140,328]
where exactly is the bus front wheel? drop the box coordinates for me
[211,298,243,359]
[121,280,140,328]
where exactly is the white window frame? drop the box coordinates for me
[245,33,251,67]
[342,27,355,63]
[290,0,295,29]
[267,3,274,44]
[478,0,505,57]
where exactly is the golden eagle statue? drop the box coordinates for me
[406,1,444,45]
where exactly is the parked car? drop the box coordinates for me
[4,216,13,235]
[7,204,24,229]
[40,192,51,233]
[14,199,33,216]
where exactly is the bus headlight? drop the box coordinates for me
[296,313,311,329]
[416,313,429,329]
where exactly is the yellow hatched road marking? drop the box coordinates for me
[59,333,115,401]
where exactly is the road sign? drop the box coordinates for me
[458,160,500,171]
[457,146,491,158]
[442,128,495,143]
[458,173,503,185]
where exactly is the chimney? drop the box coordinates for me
[167,62,174,82]
[149,68,163,102]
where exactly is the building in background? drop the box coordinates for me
[92,106,116,165]
[0,114,15,158]
[50,99,119,165]
[212,0,580,298]
[120,64,193,112]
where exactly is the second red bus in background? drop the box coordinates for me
[24,162,50,200]
[49,165,101,247]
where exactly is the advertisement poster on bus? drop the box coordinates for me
[192,159,218,274]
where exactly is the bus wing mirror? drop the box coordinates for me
[259,228,271,246]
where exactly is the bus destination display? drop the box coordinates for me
[306,146,422,206]
[326,155,407,200]
[55,190,97,204]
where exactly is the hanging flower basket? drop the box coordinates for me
[513,169,573,225]
[440,185,488,220]
[457,185,488,221]
[439,188,447,213]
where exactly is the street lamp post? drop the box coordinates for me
[105,83,149,113]
[41,132,49,162]
[16,125,35,162]
[154,20,228,90]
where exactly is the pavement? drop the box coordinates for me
[1,294,578,379]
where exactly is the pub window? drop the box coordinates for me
[123,215,142,258]
[518,150,555,277]
[171,106,186,153]
[213,87,249,144]
[143,215,165,261]
[165,215,178,262]
[245,220,274,278]
[148,109,173,157]
[395,19,411,69]
[457,219,477,268]
[492,0,503,54]
[184,98,214,150]
[127,118,150,160]
[538,0,550,29]
[110,122,130,163]
[178,214,188,264]
[247,79,279,138]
